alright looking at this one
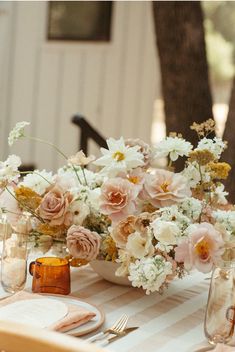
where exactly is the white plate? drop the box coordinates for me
[41,294,105,337]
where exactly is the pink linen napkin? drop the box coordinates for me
[212,344,235,351]
[0,291,96,333]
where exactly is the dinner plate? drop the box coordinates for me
[40,294,105,337]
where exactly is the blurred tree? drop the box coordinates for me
[152,1,214,170]
[223,78,235,202]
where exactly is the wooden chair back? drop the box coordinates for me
[0,321,107,352]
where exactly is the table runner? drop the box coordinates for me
[0,265,212,352]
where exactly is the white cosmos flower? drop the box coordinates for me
[128,256,173,294]
[154,137,192,162]
[20,170,54,195]
[0,155,21,187]
[94,137,144,177]
[197,137,226,159]
[8,121,30,146]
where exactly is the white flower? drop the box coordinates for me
[156,205,191,231]
[179,197,202,221]
[126,231,154,259]
[151,219,180,245]
[93,137,144,177]
[8,121,30,146]
[69,199,90,225]
[213,210,235,234]
[197,137,226,159]
[211,184,228,205]
[128,256,173,294]
[0,155,21,187]
[116,249,132,277]
[20,170,54,195]
[154,137,192,162]
[181,162,210,188]
[57,167,98,188]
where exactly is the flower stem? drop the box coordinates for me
[20,171,53,186]
[26,135,83,185]
[81,167,88,186]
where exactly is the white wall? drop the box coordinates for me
[0,1,159,171]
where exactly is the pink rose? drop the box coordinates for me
[175,223,224,273]
[38,185,73,227]
[100,178,138,223]
[141,169,191,208]
[66,225,100,261]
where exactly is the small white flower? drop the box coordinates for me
[128,256,173,294]
[197,137,226,159]
[68,151,95,167]
[126,231,154,259]
[69,199,90,225]
[179,197,202,221]
[0,155,21,188]
[8,121,30,146]
[211,184,228,205]
[213,210,235,234]
[154,137,192,162]
[20,170,54,195]
[151,219,180,245]
[94,137,144,177]
[181,162,210,188]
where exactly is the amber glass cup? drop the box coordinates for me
[29,257,70,295]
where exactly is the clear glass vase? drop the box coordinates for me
[204,254,235,346]
[1,215,29,293]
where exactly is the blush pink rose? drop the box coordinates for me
[66,225,100,261]
[175,223,224,273]
[38,185,73,227]
[100,178,138,223]
[141,169,191,208]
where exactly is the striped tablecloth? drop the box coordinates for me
[70,266,211,352]
[0,264,212,352]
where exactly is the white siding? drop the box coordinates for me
[0,1,159,170]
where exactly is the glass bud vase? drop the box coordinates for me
[1,215,29,293]
[204,256,235,346]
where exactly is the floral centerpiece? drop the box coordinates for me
[1,119,234,294]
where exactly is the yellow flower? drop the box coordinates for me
[190,119,215,137]
[188,149,215,165]
[208,162,231,180]
[36,223,66,237]
[15,186,42,211]
[102,235,118,262]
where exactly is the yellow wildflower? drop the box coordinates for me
[36,222,66,237]
[188,149,215,165]
[208,162,231,180]
[15,186,42,211]
[190,119,215,138]
[102,235,118,262]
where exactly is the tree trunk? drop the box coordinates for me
[152,1,213,169]
[223,78,235,202]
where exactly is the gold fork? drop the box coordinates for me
[85,314,129,343]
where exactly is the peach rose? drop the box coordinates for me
[175,222,224,273]
[141,169,191,208]
[66,225,100,261]
[100,178,138,223]
[111,215,137,247]
[38,185,73,227]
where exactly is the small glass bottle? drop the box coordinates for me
[204,252,235,346]
[1,215,29,293]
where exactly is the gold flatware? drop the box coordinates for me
[97,326,139,346]
[85,314,129,343]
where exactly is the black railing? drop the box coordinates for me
[72,114,107,154]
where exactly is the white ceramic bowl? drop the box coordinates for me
[90,260,131,286]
